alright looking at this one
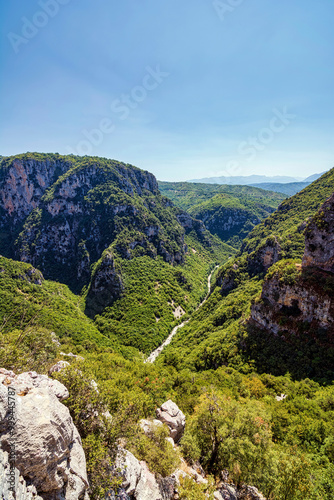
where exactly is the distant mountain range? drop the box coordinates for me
[250,181,310,196]
[187,172,326,185]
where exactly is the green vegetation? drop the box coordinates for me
[0,153,235,353]
[2,327,334,499]
[250,181,310,196]
[158,169,334,381]
[94,235,233,353]
[159,181,286,248]
[1,156,334,499]
[0,255,115,349]
[242,167,334,259]
[158,181,285,212]
[158,279,261,372]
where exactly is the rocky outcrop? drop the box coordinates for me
[48,360,70,375]
[250,193,334,339]
[156,400,186,443]
[113,449,164,500]
[85,250,124,316]
[196,208,261,243]
[112,449,267,500]
[0,155,71,227]
[0,153,195,295]
[246,236,281,276]
[214,483,266,500]
[0,368,89,500]
[251,268,334,335]
[217,236,281,297]
[303,192,334,273]
[0,448,44,500]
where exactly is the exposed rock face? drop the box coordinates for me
[217,237,281,297]
[0,154,196,303]
[0,448,44,500]
[139,418,163,435]
[0,368,89,500]
[48,361,71,375]
[303,192,334,273]
[246,236,281,276]
[251,269,334,335]
[156,400,186,443]
[196,208,261,244]
[176,213,211,247]
[216,262,240,297]
[214,484,266,500]
[113,449,164,500]
[0,156,71,227]
[85,250,124,316]
[250,194,334,339]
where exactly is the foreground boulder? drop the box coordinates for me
[156,400,185,443]
[0,448,44,500]
[112,449,164,500]
[0,368,89,500]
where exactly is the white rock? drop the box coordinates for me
[0,449,44,500]
[0,369,89,499]
[156,400,186,442]
[48,360,70,375]
[275,393,287,401]
[60,351,85,361]
[115,449,163,500]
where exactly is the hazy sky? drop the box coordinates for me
[1,0,333,181]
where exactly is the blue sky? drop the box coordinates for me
[0,0,333,181]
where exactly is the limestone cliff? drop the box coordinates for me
[250,193,334,340]
[0,154,204,301]
[216,236,281,296]
[303,192,334,272]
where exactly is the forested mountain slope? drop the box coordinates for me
[1,157,334,500]
[0,254,115,352]
[159,181,285,248]
[0,153,233,353]
[158,168,334,381]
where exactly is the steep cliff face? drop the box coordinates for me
[85,250,124,316]
[216,236,281,296]
[0,154,196,295]
[191,204,264,247]
[303,192,334,273]
[158,182,285,248]
[251,263,334,337]
[250,193,334,341]
[0,155,72,227]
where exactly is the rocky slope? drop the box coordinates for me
[158,170,334,379]
[0,154,183,289]
[0,368,89,499]
[215,167,334,298]
[0,154,220,319]
[250,192,334,342]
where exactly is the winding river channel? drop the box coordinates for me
[145,266,219,363]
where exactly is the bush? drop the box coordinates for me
[128,422,180,477]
